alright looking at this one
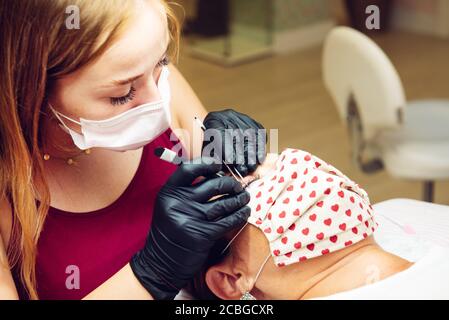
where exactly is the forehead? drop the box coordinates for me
[83,0,169,81]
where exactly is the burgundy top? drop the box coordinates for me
[14,128,180,300]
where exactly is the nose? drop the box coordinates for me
[135,74,161,105]
[147,78,160,98]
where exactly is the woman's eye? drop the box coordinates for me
[156,56,170,68]
[108,57,168,106]
[110,86,136,106]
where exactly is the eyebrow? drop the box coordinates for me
[112,73,144,86]
[106,46,169,88]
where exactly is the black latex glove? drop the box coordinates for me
[202,109,267,177]
[130,158,251,300]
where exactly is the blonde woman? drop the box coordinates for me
[0,0,265,300]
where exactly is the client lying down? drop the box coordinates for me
[186,148,415,299]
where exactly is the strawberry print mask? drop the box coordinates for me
[242,148,378,267]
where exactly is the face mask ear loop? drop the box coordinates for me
[48,103,82,129]
[220,221,249,255]
[240,253,271,300]
[254,253,271,283]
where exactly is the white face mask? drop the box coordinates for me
[49,66,172,152]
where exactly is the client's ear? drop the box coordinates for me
[205,263,248,300]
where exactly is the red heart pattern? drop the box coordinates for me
[243,148,377,267]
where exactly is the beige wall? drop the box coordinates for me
[392,0,449,37]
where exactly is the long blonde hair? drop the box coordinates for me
[0,0,180,299]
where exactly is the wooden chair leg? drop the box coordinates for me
[423,181,434,203]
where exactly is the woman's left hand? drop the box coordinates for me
[202,109,267,176]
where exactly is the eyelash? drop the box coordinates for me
[109,86,135,106]
[157,56,170,67]
[109,56,170,106]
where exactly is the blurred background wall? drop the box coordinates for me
[392,0,449,37]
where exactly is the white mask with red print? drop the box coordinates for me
[241,148,378,267]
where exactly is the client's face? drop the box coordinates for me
[239,153,279,186]
[206,154,293,299]
[204,152,376,300]
[205,219,374,300]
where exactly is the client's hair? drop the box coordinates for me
[185,238,229,300]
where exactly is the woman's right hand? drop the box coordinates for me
[130,157,251,300]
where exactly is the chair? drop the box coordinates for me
[322,26,449,202]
